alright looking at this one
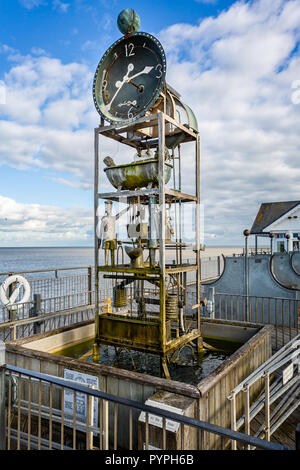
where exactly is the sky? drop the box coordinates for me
[0,0,300,247]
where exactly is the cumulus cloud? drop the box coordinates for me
[159,0,300,243]
[0,195,93,244]
[2,0,300,246]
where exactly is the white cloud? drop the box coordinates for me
[159,0,300,243]
[19,0,70,11]
[19,0,46,8]
[0,195,93,244]
[3,0,300,246]
[52,0,70,13]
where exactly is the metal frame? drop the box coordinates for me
[93,111,202,379]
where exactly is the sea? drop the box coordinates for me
[0,247,95,278]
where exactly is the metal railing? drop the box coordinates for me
[201,291,300,349]
[228,334,300,449]
[0,364,290,451]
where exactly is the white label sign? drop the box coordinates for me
[63,369,99,431]
[139,399,183,433]
[282,363,294,385]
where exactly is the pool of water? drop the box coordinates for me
[56,338,241,386]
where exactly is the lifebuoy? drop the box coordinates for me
[0,275,31,310]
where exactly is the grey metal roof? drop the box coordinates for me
[250,201,300,234]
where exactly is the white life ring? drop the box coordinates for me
[0,275,31,310]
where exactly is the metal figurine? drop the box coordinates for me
[97,201,129,266]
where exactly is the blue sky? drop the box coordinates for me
[0,0,300,246]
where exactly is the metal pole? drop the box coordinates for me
[94,127,100,361]
[0,342,6,450]
[270,233,274,255]
[196,135,202,351]
[244,230,250,321]
[158,112,167,358]
[230,393,237,450]
[30,293,41,334]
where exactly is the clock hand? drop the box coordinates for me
[106,63,134,111]
[128,80,143,92]
[106,65,153,111]
[118,100,138,108]
[126,66,153,81]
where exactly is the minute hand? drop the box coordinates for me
[127,66,153,81]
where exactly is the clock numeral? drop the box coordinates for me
[155,64,162,79]
[125,43,135,57]
[128,107,134,119]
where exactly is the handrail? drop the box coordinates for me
[2,364,290,450]
[0,266,94,276]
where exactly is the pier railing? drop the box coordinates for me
[200,290,300,349]
[0,364,290,451]
[0,258,221,325]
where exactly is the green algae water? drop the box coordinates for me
[55,337,241,386]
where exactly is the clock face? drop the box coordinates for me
[93,32,166,125]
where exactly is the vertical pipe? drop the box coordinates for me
[244,230,250,321]
[195,135,202,350]
[94,127,100,358]
[230,394,237,450]
[61,388,64,450]
[145,412,149,450]
[158,112,166,354]
[129,407,133,450]
[28,377,31,450]
[244,385,250,450]
[265,372,270,441]
[73,391,77,450]
[49,382,53,450]
[103,399,109,450]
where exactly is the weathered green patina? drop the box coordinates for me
[104,159,173,190]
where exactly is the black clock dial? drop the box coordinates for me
[93,32,166,124]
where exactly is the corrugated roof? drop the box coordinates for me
[250,201,300,234]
